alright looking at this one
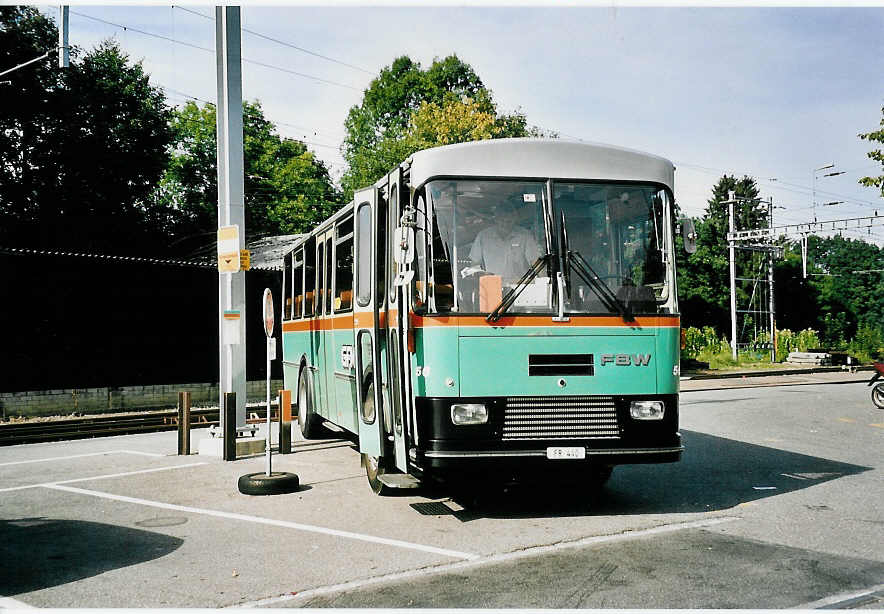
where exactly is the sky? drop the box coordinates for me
[30,3,884,242]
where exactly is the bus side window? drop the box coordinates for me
[413,193,428,310]
[293,249,304,319]
[325,236,333,314]
[356,203,371,307]
[304,240,316,318]
[335,216,354,312]
[283,251,293,320]
[314,239,323,317]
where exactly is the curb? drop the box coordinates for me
[681,365,873,381]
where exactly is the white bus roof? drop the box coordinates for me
[407,138,674,191]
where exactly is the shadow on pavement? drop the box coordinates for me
[0,517,183,595]
[415,430,870,520]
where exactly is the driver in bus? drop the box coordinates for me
[466,203,542,284]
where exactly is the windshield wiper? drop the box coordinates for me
[569,250,634,321]
[486,254,553,323]
[557,210,633,321]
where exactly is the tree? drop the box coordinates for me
[858,105,883,197]
[0,9,174,254]
[340,55,546,201]
[677,175,765,332]
[149,100,341,254]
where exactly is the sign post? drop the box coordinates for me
[237,288,299,496]
[263,288,274,477]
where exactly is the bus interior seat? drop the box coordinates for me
[338,290,352,310]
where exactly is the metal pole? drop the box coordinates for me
[223,392,237,461]
[266,337,272,476]
[728,191,738,360]
[177,391,191,455]
[216,7,247,431]
[58,6,69,68]
[768,198,776,363]
[278,389,292,454]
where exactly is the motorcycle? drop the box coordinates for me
[868,362,884,409]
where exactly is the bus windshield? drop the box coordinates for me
[426,179,673,315]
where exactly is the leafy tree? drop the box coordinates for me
[149,100,341,254]
[806,234,884,344]
[0,9,173,254]
[677,175,765,332]
[858,105,884,197]
[341,55,545,201]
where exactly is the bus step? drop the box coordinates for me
[378,473,422,489]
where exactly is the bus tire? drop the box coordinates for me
[362,453,393,496]
[297,367,324,439]
[237,471,300,496]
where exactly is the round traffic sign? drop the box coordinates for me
[262,288,274,337]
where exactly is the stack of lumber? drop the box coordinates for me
[786,351,832,366]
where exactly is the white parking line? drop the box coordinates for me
[792,582,884,609]
[42,483,479,561]
[0,595,35,609]
[235,515,741,608]
[0,462,207,493]
[0,449,163,467]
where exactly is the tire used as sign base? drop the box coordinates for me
[237,471,300,496]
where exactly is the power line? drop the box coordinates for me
[69,10,362,92]
[171,5,373,76]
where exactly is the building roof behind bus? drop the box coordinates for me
[407,138,674,190]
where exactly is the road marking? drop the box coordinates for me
[234,516,740,608]
[0,462,206,493]
[0,596,34,609]
[41,484,478,561]
[792,582,884,609]
[870,423,884,428]
[837,417,857,423]
[0,449,163,467]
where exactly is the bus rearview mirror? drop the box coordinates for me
[394,227,415,265]
[681,218,697,254]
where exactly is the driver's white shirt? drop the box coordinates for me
[469,226,541,282]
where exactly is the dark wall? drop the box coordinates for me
[0,253,281,392]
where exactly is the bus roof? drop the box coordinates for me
[408,138,675,191]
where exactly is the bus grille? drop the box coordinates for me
[502,396,620,440]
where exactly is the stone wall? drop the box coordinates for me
[0,380,284,419]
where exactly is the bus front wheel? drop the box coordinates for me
[362,453,393,496]
[297,367,324,439]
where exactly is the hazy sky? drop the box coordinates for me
[38,3,884,240]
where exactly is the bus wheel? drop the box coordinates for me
[297,367,324,439]
[361,453,393,496]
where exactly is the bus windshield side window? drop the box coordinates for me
[335,216,354,312]
[413,192,428,311]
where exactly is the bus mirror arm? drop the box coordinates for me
[393,226,415,265]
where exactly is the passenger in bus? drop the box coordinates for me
[466,205,542,284]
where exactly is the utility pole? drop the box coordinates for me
[216,7,247,431]
[728,191,737,360]
[58,6,69,68]
[768,198,776,362]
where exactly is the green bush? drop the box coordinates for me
[847,324,884,363]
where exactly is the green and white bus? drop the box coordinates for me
[281,138,694,494]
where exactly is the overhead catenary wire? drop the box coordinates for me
[69,10,362,92]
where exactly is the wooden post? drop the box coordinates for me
[223,392,237,461]
[177,391,192,455]
[278,389,292,454]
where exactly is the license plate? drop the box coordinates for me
[546,446,586,460]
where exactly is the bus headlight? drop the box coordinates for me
[451,403,488,425]
[630,400,665,420]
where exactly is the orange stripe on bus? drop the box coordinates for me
[283,313,679,332]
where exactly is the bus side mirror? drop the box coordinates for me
[393,226,414,265]
[680,218,697,254]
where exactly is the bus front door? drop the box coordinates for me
[353,187,384,458]
[386,169,410,473]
